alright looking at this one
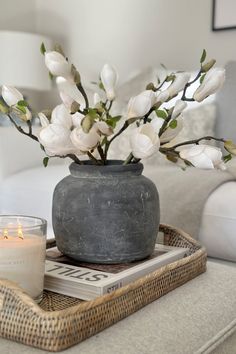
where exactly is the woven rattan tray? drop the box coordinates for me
[0,224,207,352]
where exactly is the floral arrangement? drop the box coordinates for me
[1,44,236,169]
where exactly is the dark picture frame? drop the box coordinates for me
[212,0,236,31]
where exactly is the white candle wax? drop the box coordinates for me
[0,234,46,299]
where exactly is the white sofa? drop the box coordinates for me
[0,62,236,263]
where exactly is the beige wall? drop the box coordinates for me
[1,0,236,107]
[35,0,236,84]
[0,0,36,32]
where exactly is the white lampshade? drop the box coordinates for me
[0,31,52,91]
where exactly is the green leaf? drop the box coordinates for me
[0,101,9,114]
[166,154,178,163]
[98,79,105,91]
[88,108,99,119]
[81,114,94,133]
[101,137,108,146]
[49,72,54,80]
[106,115,122,128]
[160,63,167,70]
[202,59,216,73]
[155,109,168,119]
[17,100,28,107]
[43,157,49,167]
[166,74,176,82]
[200,73,206,84]
[223,153,232,163]
[40,42,46,55]
[169,119,177,129]
[16,105,26,114]
[200,49,206,64]
[146,82,155,90]
[224,140,236,155]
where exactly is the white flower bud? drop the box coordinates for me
[130,123,160,159]
[167,72,191,97]
[56,76,82,104]
[150,116,184,143]
[155,90,169,103]
[44,51,72,80]
[51,104,72,129]
[20,107,32,122]
[127,90,156,119]
[180,145,226,170]
[193,68,225,102]
[171,100,187,119]
[93,92,102,106]
[160,117,184,143]
[2,85,23,106]
[59,91,75,110]
[71,127,100,152]
[100,64,118,101]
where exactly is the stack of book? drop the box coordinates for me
[45,244,189,300]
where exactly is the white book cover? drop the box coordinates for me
[45,244,189,300]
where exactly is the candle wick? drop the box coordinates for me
[3,229,8,239]
[18,227,24,240]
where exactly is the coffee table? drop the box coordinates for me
[0,259,236,354]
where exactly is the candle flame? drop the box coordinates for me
[3,229,8,239]
[17,225,24,240]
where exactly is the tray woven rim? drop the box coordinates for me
[0,224,207,351]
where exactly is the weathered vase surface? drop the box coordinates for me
[52,161,160,263]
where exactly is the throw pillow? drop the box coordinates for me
[108,103,217,165]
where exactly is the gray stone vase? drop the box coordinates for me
[52,161,160,264]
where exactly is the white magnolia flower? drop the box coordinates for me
[100,64,118,101]
[193,68,225,102]
[130,123,160,159]
[72,112,83,127]
[71,127,100,152]
[171,100,187,119]
[127,90,156,119]
[56,76,82,103]
[51,104,72,129]
[39,124,75,156]
[45,51,72,80]
[38,112,49,127]
[167,72,191,97]
[180,145,226,170]
[95,121,113,136]
[150,116,184,144]
[2,85,23,106]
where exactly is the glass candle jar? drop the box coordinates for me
[0,215,47,303]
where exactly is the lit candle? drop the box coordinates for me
[0,215,46,303]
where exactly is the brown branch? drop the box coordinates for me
[8,114,39,142]
[77,83,89,110]
[163,136,225,151]
[104,120,129,159]
[87,151,102,165]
